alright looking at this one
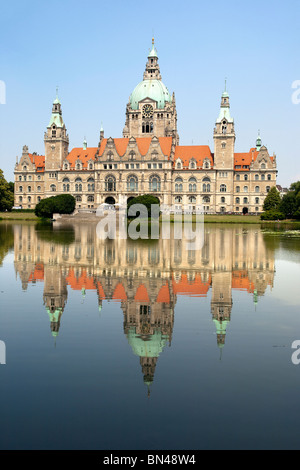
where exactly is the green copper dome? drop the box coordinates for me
[127,327,169,358]
[130,79,172,110]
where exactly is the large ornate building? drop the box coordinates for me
[14,39,277,214]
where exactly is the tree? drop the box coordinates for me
[280,181,300,219]
[263,186,281,211]
[35,194,76,219]
[127,195,160,218]
[0,169,14,211]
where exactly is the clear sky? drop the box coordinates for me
[0,0,299,186]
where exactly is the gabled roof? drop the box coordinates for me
[98,137,173,158]
[66,148,98,169]
[234,148,274,170]
[174,145,214,169]
[172,273,211,297]
[28,154,45,172]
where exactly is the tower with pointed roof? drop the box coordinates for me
[44,91,69,172]
[213,83,236,212]
[123,38,179,144]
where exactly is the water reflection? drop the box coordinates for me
[13,222,275,392]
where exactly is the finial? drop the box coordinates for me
[225,77,227,92]
[56,86,59,99]
[152,37,154,45]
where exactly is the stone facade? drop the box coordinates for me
[14,40,277,213]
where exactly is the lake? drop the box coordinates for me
[0,220,300,450]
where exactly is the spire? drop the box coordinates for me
[49,90,64,128]
[256,130,262,151]
[83,136,87,150]
[216,80,233,124]
[143,37,161,80]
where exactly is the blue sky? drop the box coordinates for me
[0,0,299,186]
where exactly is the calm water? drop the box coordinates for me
[0,220,300,450]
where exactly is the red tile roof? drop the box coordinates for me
[173,145,214,169]
[29,154,45,172]
[134,284,150,303]
[156,283,171,303]
[112,283,127,301]
[66,148,98,169]
[172,273,211,297]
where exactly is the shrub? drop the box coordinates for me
[260,210,285,220]
[127,195,160,219]
[35,194,76,219]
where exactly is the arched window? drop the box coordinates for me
[261,163,266,169]
[236,186,240,193]
[37,186,41,192]
[28,196,31,202]
[63,183,70,192]
[203,183,211,192]
[255,197,259,204]
[221,196,225,203]
[203,196,210,203]
[203,159,210,169]
[149,174,161,192]
[89,163,93,170]
[76,162,81,170]
[87,195,94,202]
[52,125,56,137]
[267,174,271,181]
[255,174,259,181]
[105,175,116,192]
[244,174,248,181]
[37,196,41,203]
[63,177,70,183]
[189,159,196,169]
[189,196,196,203]
[87,177,95,192]
[64,163,69,171]
[220,184,227,192]
[243,186,248,193]
[189,177,197,192]
[175,177,183,192]
[175,196,182,203]
[127,175,138,192]
[76,195,82,202]
[255,186,260,193]
[19,196,22,203]
[261,174,265,180]
[202,177,211,182]
[266,186,270,192]
[50,184,56,192]
[243,197,248,204]
[28,186,31,192]
[236,174,240,181]
[236,197,240,204]
[19,186,23,192]
[176,159,182,169]
[222,120,227,134]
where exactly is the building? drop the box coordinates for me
[14,39,277,214]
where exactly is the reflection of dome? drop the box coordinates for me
[130,80,171,110]
[127,327,168,357]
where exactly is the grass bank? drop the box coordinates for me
[0,212,38,221]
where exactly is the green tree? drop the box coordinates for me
[263,186,281,211]
[0,170,14,211]
[279,181,300,219]
[127,194,160,218]
[35,194,76,219]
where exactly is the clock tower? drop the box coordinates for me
[44,91,69,171]
[123,39,179,143]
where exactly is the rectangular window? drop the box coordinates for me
[159,163,162,169]
[136,163,140,169]
[148,164,151,169]
[104,164,107,169]
[125,164,129,169]
[130,164,134,169]
[114,164,117,169]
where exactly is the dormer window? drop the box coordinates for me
[189,159,196,169]
[176,159,182,169]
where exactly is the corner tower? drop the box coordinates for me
[44,91,69,171]
[213,83,235,169]
[123,39,179,144]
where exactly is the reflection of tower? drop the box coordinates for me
[123,278,175,394]
[211,272,232,353]
[43,265,68,338]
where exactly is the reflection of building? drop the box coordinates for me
[14,223,275,388]
[14,39,277,214]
